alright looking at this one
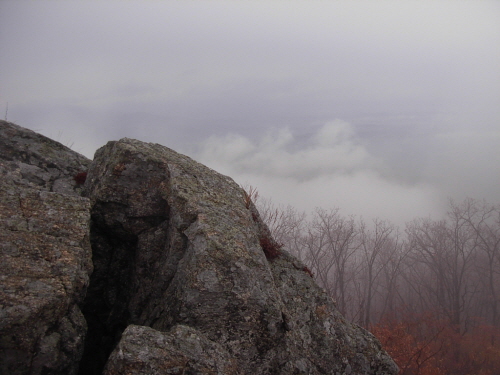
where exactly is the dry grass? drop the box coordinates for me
[242,185,259,209]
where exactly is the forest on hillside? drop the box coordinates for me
[255,194,500,375]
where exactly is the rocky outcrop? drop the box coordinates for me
[0,121,398,374]
[103,325,238,374]
[0,121,92,374]
[82,138,398,374]
[0,121,91,196]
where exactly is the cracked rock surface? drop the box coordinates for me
[0,121,398,374]
[0,121,92,374]
[82,138,398,375]
[0,121,91,197]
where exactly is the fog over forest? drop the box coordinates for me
[255,194,500,374]
[1,1,499,372]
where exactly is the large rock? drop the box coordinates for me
[103,325,238,374]
[0,121,91,196]
[0,121,93,374]
[0,121,397,374]
[82,138,398,374]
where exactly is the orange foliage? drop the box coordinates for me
[444,323,500,375]
[372,312,446,375]
[372,313,500,375]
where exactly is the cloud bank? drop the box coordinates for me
[1,1,498,226]
[196,121,443,227]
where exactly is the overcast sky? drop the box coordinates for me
[1,0,499,226]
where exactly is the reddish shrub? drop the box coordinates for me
[372,312,500,375]
[73,171,87,185]
[303,266,314,278]
[260,236,282,260]
[242,185,259,209]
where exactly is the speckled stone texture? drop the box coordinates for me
[0,121,92,374]
[0,121,397,374]
[0,121,91,197]
[83,138,398,375]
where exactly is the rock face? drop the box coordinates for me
[0,121,93,374]
[82,138,398,374]
[0,121,398,374]
[0,121,91,197]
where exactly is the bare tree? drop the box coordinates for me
[256,192,500,333]
[358,218,397,328]
[406,206,478,332]
[453,198,500,326]
[377,235,408,323]
[255,196,306,259]
[305,208,359,315]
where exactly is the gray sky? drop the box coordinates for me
[1,0,499,226]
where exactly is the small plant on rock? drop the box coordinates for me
[73,171,87,185]
[242,185,259,209]
[303,266,314,278]
[260,236,283,260]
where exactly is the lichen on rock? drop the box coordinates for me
[0,121,397,374]
[0,121,92,375]
[81,137,398,374]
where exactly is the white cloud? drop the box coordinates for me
[196,121,443,227]
[1,0,498,220]
[423,129,500,204]
[312,120,354,146]
[199,121,376,179]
